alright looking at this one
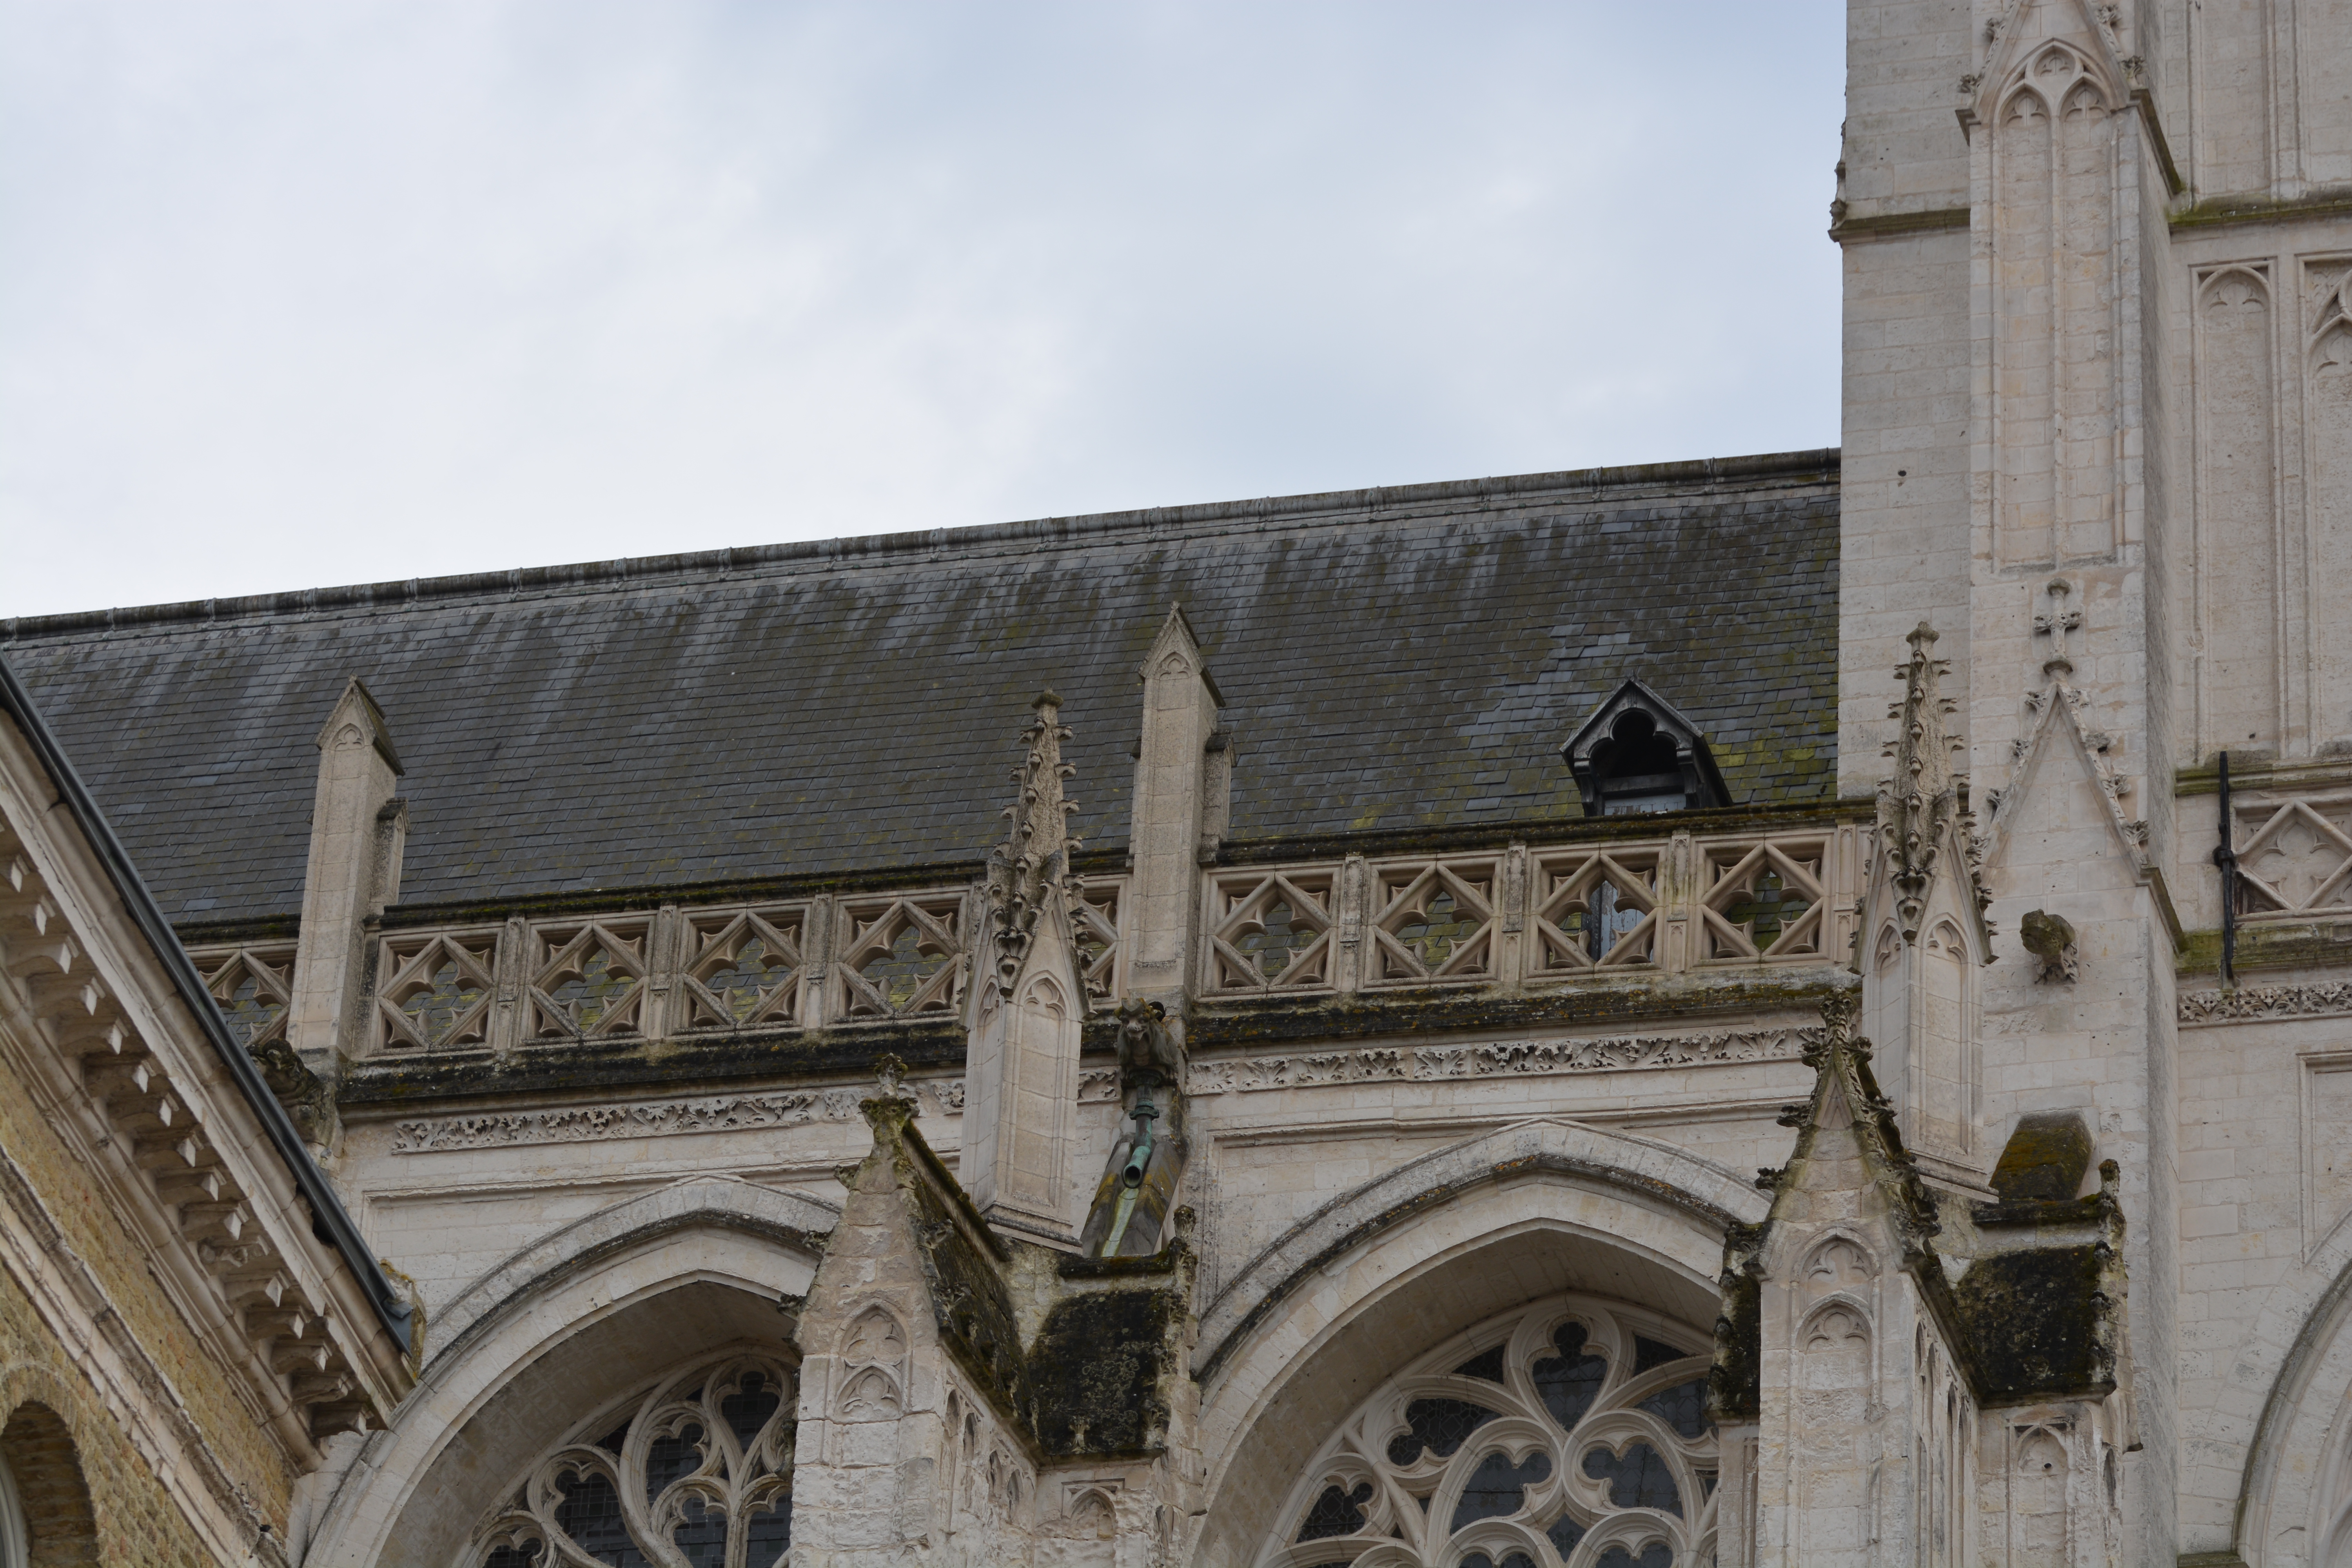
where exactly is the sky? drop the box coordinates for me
[0,2,1846,620]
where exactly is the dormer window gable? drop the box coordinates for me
[1561,679,1733,817]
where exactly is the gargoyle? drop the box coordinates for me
[2020,909,2078,983]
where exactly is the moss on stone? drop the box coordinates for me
[1989,1111,2094,1203]
[1952,1246,2115,1400]
[1028,1288,1185,1457]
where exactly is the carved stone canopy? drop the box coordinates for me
[1561,678,1732,817]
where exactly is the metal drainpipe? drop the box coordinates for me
[2214,751,2238,987]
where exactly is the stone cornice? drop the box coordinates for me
[0,714,415,1455]
[1828,206,1971,244]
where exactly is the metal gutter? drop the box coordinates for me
[0,651,414,1352]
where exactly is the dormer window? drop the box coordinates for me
[1562,679,1732,817]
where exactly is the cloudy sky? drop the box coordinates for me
[0,2,1845,619]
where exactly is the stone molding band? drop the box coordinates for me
[2178,983,2352,1025]
[389,1079,965,1153]
[1169,1027,1810,1101]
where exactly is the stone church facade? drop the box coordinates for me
[2,0,2351,1563]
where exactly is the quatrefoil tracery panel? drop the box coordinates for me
[1264,1295,1716,1568]
[529,922,650,1040]
[837,896,963,1017]
[376,931,497,1051]
[1699,841,1825,962]
[1368,860,1500,986]
[682,907,808,1030]
[465,1350,797,1568]
[1530,851,1660,972]
[2235,799,2352,916]
[1209,871,1337,992]
[196,945,297,1051]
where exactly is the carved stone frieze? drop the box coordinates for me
[2179,984,2352,1025]
[1185,1027,1810,1096]
[389,1078,966,1152]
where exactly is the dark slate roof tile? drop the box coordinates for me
[5,451,1840,923]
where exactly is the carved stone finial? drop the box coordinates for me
[2033,578,2083,683]
[983,693,1083,998]
[873,1052,908,1098]
[1875,623,1984,940]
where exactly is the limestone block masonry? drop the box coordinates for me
[0,0,2349,1562]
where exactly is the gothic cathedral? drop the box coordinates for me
[3,1,2351,1563]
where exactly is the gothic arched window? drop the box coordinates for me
[463,1350,798,1568]
[1260,1294,1717,1567]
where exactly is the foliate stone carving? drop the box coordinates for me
[1184,1028,1810,1096]
[1876,624,1984,939]
[2179,983,2352,1025]
[388,1079,965,1151]
[981,691,1082,1000]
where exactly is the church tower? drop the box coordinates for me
[1835,2,2352,1562]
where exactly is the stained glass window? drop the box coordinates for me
[464,1354,796,1568]
[1270,1296,1713,1567]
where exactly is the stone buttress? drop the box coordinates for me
[1714,991,2128,1567]
[790,1058,1200,1567]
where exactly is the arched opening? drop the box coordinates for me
[376,1279,804,1568]
[308,1180,833,1568]
[464,1346,796,1568]
[1194,1132,1751,1568]
[1262,1292,1715,1568]
[0,1403,96,1568]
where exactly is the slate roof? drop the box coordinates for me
[2,450,1841,926]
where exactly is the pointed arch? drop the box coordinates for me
[302,1176,834,1568]
[1192,1118,1765,1566]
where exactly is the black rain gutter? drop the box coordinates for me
[0,652,414,1353]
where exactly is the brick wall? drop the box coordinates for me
[0,1044,292,1562]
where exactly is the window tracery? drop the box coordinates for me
[1262,1295,1715,1568]
[529,921,650,1039]
[193,945,296,1050]
[1209,871,1336,990]
[1701,842,1825,961]
[464,1350,797,1568]
[1370,860,1499,984]
[837,895,963,1016]
[376,931,497,1050]
[683,907,806,1029]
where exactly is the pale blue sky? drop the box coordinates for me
[0,2,1846,617]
